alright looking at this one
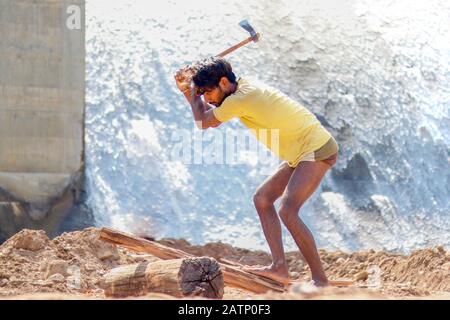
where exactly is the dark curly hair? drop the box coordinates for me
[192,57,237,94]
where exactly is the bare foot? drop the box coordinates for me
[312,277,329,287]
[242,264,290,285]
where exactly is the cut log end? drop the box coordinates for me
[102,257,224,299]
[179,257,224,299]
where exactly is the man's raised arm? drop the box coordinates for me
[174,69,221,129]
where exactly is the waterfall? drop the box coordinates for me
[85,0,450,252]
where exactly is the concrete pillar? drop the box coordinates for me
[0,0,88,241]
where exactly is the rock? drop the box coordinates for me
[11,229,49,251]
[32,280,46,286]
[355,271,369,281]
[290,271,300,279]
[9,277,24,285]
[0,278,8,287]
[82,229,120,261]
[39,263,47,272]
[84,264,97,272]
[0,271,9,280]
[97,270,106,276]
[45,260,69,279]
[47,273,66,283]
[92,241,119,261]
[435,246,445,255]
[336,258,346,264]
[128,254,155,262]
[91,288,105,295]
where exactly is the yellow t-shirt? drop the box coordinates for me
[212,77,332,168]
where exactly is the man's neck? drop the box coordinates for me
[230,80,239,94]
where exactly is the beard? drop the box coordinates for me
[215,90,233,107]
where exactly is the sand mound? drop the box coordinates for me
[157,238,450,297]
[0,228,158,297]
[0,228,448,299]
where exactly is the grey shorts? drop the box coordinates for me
[298,136,339,165]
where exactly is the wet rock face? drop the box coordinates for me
[85,0,449,252]
[333,154,373,182]
[234,0,449,251]
[331,153,375,207]
[264,1,449,251]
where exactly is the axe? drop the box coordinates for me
[175,20,260,90]
[216,20,261,58]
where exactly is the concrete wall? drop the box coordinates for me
[0,0,86,240]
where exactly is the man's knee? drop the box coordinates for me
[279,195,302,225]
[253,190,274,210]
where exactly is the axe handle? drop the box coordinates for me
[216,35,258,58]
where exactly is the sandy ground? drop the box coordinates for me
[0,228,448,300]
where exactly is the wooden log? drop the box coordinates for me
[102,257,224,299]
[99,227,285,293]
[100,227,191,259]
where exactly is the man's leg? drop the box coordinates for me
[242,162,294,284]
[278,155,336,286]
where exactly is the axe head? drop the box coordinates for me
[239,20,259,42]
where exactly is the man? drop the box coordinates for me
[174,57,338,286]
